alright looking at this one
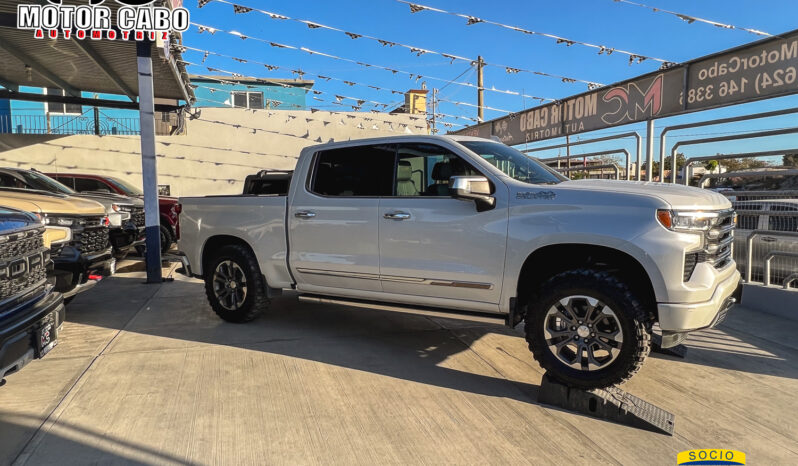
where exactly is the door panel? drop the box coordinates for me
[289,196,382,291]
[378,143,508,304]
[379,197,508,302]
[288,144,394,292]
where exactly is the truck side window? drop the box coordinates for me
[73,178,109,193]
[310,144,394,197]
[394,143,480,197]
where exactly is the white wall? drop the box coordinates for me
[0,108,428,197]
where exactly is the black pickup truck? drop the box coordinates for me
[0,207,65,384]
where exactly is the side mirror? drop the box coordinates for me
[449,176,495,212]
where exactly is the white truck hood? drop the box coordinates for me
[560,179,732,211]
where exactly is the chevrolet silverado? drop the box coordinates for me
[177,135,741,389]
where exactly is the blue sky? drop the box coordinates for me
[183,0,798,165]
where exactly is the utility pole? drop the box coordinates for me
[431,88,437,134]
[477,56,484,123]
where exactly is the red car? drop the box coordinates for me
[46,173,180,253]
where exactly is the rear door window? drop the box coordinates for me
[310,144,395,197]
[73,178,110,192]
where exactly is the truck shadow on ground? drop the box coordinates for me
[65,274,798,408]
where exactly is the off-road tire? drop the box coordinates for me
[159,224,174,254]
[525,268,651,389]
[204,244,270,323]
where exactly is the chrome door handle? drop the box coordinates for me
[295,210,316,219]
[384,211,411,220]
[761,236,777,242]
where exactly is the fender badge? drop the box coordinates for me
[516,191,556,200]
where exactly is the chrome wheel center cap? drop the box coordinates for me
[229,281,237,289]
[576,325,590,338]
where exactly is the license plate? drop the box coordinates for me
[36,314,58,358]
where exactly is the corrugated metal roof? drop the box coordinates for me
[0,0,194,104]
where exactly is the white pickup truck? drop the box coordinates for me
[177,135,741,389]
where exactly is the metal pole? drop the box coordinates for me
[645,120,654,182]
[477,56,484,123]
[93,105,100,136]
[432,88,437,134]
[565,135,570,176]
[136,40,162,284]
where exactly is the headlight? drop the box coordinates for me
[44,216,74,226]
[656,210,722,232]
[44,226,72,247]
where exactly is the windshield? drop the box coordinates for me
[459,141,567,185]
[107,177,143,196]
[16,170,76,194]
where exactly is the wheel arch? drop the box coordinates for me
[516,243,658,320]
[201,235,259,279]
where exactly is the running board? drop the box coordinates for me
[297,294,508,326]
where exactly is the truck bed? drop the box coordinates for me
[178,195,293,288]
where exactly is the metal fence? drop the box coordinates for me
[0,112,141,135]
[717,189,798,289]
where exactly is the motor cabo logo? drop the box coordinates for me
[677,449,746,465]
[17,0,189,41]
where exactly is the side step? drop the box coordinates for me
[297,294,507,326]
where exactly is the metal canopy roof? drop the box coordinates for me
[0,0,195,105]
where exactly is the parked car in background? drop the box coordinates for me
[0,169,145,259]
[0,189,112,300]
[0,207,65,384]
[178,135,741,389]
[47,173,178,253]
[732,199,798,287]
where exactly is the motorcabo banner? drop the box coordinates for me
[455,29,798,145]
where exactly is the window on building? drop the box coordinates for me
[231,91,264,109]
[46,88,82,115]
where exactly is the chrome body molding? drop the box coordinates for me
[294,268,494,290]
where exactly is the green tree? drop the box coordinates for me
[705,160,719,171]
[783,153,798,167]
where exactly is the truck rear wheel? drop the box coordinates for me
[204,244,270,323]
[524,268,651,389]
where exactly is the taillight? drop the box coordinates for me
[103,216,110,227]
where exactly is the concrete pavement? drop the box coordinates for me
[1,262,797,465]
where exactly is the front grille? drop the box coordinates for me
[131,207,145,228]
[0,228,43,261]
[76,226,110,254]
[683,210,735,281]
[0,227,47,301]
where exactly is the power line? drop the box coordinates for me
[610,0,771,37]
[180,44,517,118]
[189,22,555,102]
[393,0,674,66]
[193,2,604,88]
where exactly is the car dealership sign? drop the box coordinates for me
[17,0,189,41]
[455,29,798,145]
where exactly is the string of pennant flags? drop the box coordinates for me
[193,1,604,89]
[186,65,471,130]
[180,45,520,122]
[610,0,771,37]
[182,38,554,106]
[394,0,676,67]
[185,70,457,130]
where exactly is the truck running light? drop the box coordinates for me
[656,210,672,229]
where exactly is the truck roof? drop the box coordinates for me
[301,134,493,153]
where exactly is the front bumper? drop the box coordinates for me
[0,289,65,379]
[658,268,742,335]
[51,246,115,297]
[110,225,145,256]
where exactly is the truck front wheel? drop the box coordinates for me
[204,244,270,323]
[525,268,651,389]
